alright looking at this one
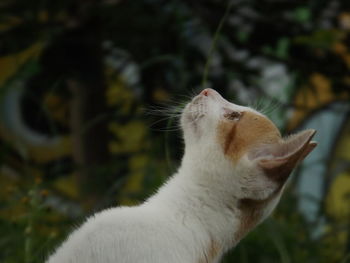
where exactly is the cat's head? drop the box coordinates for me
[181,88,316,232]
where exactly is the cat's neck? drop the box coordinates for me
[147,158,242,254]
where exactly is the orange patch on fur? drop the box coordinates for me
[217,111,281,161]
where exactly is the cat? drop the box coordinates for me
[47,88,317,263]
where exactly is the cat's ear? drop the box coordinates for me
[249,129,317,183]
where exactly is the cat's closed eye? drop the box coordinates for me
[224,111,241,121]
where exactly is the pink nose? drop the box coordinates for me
[200,88,211,96]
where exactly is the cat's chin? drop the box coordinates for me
[181,95,207,130]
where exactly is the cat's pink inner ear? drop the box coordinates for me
[250,129,317,183]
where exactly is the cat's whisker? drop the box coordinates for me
[259,99,281,116]
[150,127,182,132]
[248,96,281,116]
[145,100,188,118]
[146,107,183,118]
[147,116,180,129]
[174,94,194,101]
[149,119,182,132]
[146,111,182,118]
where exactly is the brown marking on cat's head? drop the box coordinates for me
[218,111,282,162]
[218,107,317,184]
[198,239,221,263]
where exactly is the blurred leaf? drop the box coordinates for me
[294,30,344,50]
[0,42,42,86]
[293,7,311,24]
[276,37,290,59]
[262,37,290,59]
[237,31,249,43]
[108,121,148,154]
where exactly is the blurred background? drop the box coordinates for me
[1,0,350,262]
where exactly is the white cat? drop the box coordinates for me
[47,88,317,263]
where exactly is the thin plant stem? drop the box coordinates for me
[202,0,235,88]
[24,189,36,263]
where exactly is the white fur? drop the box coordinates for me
[47,89,284,263]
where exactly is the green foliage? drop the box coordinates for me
[292,7,312,24]
[294,30,344,50]
[0,180,71,263]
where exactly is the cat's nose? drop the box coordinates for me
[200,89,210,96]
[200,88,221,98]
[200,88,227,103]
[200,88,216,97]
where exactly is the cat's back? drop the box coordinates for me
[47,204,200,263]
